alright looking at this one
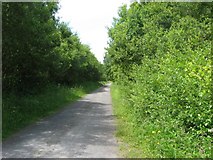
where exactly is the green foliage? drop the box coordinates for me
[106,2,212,158]
[3,2,60,91]
[2,2,102,93]
[53,23,102,84]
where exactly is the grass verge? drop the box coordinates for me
[111,83,151,158]
[2,81,102,139]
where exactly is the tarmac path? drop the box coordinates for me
[2,84,118,158]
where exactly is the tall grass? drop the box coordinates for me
[2,81,102,139]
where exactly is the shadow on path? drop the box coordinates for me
[2,84,118,158]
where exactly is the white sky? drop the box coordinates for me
[56,0,131,63]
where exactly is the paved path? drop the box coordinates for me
[2,84,118,158]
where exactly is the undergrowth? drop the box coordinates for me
[111,78,211,158]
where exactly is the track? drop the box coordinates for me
[2,84,118,158]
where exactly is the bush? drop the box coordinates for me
[107,2,212,158]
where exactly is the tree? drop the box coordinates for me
[2,2,60,92]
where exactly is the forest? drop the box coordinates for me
[2,2,103,138]
[105,2,212,158]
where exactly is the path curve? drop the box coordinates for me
[2,84,118,158]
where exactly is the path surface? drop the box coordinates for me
[2,84,118,158]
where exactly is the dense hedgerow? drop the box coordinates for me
[106,2,212,158]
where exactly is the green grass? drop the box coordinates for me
[2,81,102,139]
[111,84,152,158]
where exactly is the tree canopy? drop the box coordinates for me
[3,2,103,93]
